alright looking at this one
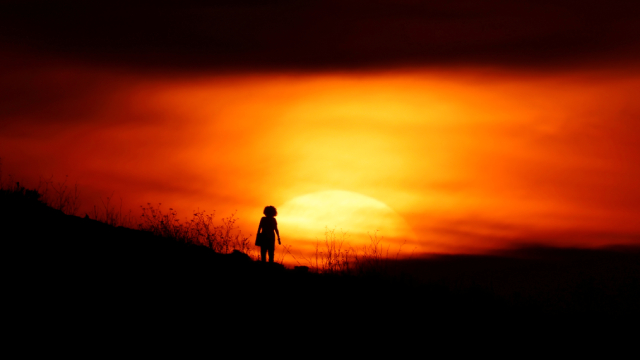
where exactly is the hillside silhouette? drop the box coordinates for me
[3,184,639,341]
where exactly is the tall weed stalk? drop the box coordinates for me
[311,228,406,277]
[139,204,256,259]
[37,175,81,216]
[91,193,135,228]
[313,228,354,274]
[0,165,81,216]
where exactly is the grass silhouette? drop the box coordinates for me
[0,166,407,273]
[307,227,410,277]
[1,160,81,216]
[0,160,257,259]
[2,165,639,330]
[1,160,404,273]
[139,204,256,259]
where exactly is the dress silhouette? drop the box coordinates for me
[256,205,280,263]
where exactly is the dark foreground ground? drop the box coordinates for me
[3,187,639,346]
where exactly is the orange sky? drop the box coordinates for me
[2,64,640,262]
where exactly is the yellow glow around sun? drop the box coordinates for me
[277,190,415,248]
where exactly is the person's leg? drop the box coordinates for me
[268,247,274,263]
[260,247,267,262]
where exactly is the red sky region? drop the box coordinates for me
[2,59,640,261]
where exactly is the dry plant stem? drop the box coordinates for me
[138,204,256,259]
[312,227,356,275]
[281,245,303,266]
[90,193,135,228]
[0,161,411,271]
[310,228,407,277]
[0,165,79,215]
[37,175,81,216]
[276,244,288,264]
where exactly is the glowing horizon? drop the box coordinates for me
[2,66,640,264]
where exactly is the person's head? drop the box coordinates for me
[263,205,277,217]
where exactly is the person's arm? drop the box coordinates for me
[275,218,281,245]
[256,217,263,242]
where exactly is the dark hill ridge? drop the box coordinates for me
[2,186,640,340]
[2,187,419,321]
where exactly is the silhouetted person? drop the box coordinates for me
[255,205,280,263]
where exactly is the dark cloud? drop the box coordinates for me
[0,52,130,133]
[1,0,639,72]
[424,216,640,251]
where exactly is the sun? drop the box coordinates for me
[277,190,415,248]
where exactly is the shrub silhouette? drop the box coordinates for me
[309,227,408,276]
[2,171,639,321]
[0,160,256,259]
[139,204,256,259]
[1,160,79,215]
[36,175,81,216]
